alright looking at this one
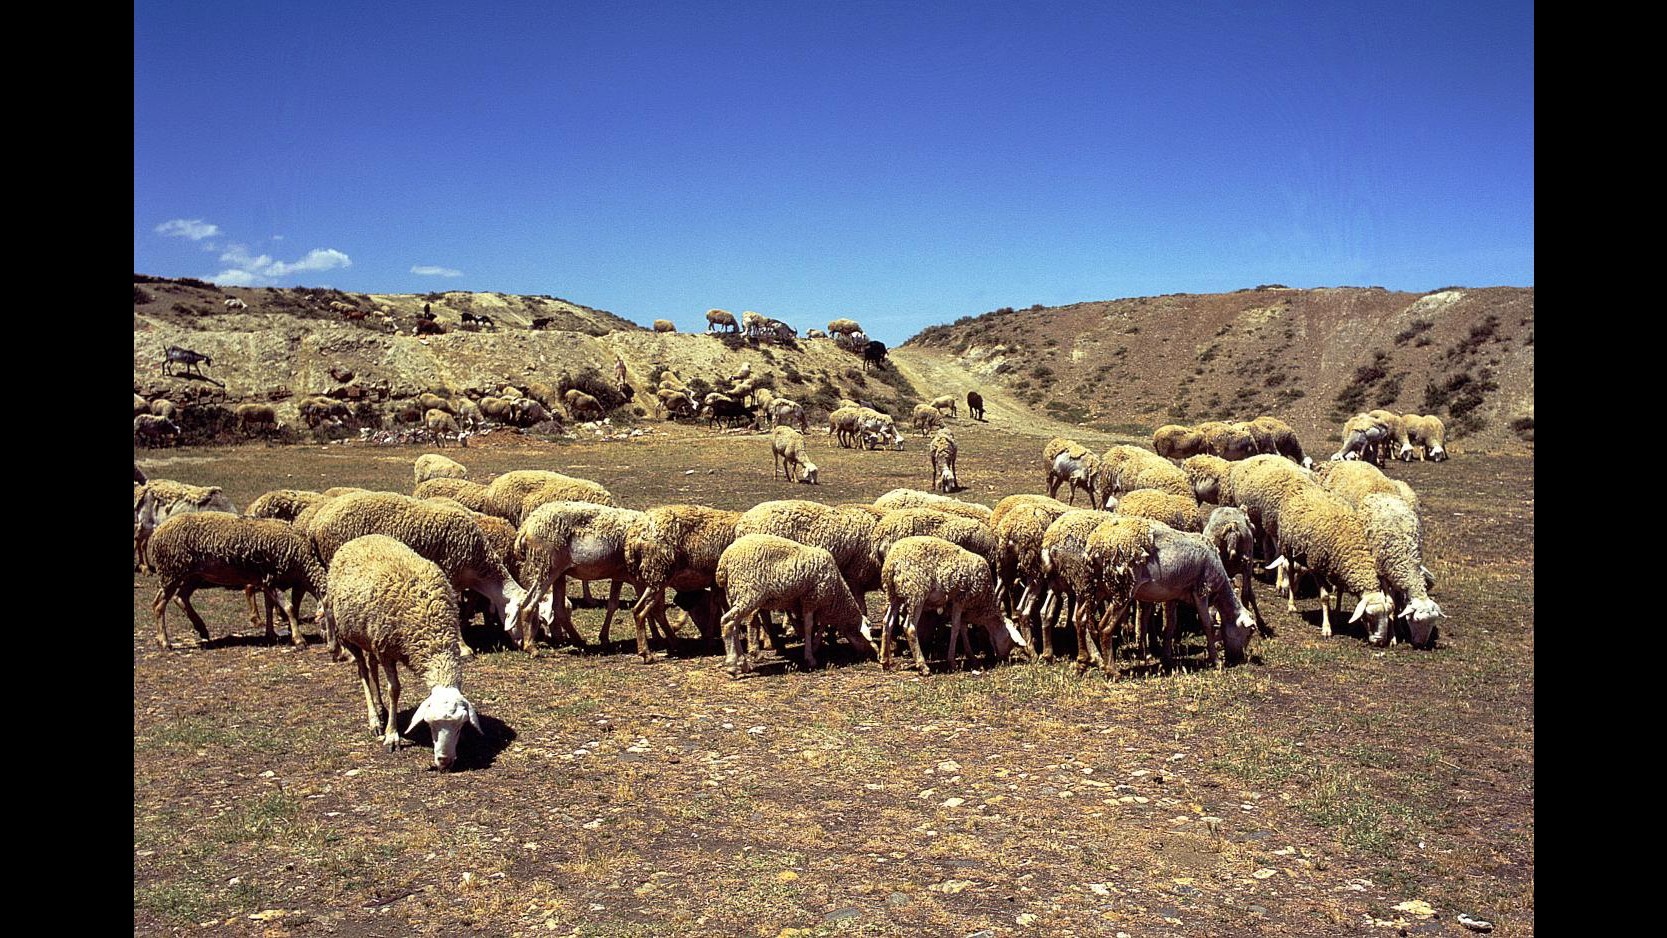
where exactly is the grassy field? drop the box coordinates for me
[134,419,1533,936]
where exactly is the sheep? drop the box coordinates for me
[929,395,958,418]
[705,308,739,333]
[1043,437,1101,506]
[1181,454,1235,505]
[1398,413,1449,462]
[1332,411,1396,463]
[134,462,148,484]
[134,414,180,448]
[149,398,178,421]
[413,453,468,489]
[700,393,753,429]
[511,398,553,427]
[423,497,536,650]
[912,403,945,435]
[826,318,863,338]
[879,536,1027,673]
[735,501,885,642]
[564,389,606,423]
[1103,450,1194,503]
[1262,485,1392,637]
[412,477,493,513]
[1196,421,1259,461]
[1112,488,1202,532]
[424,408,460,442]
[1356,492,1445,648]
[512,501,647,654]
[966,390,985,421]
[223,297,248,310]
[653,319,677,332]
[868,507,997,571]
[763,396,808,433]
[135,479,238,573]
[319,534,481,770]
[1312,459,1420,513]
[753,387,775,412]
[233,403,276,436]
[656,386,700,419]
[1084,518,1260,673]
[714,533,876,676]
[134,393,151,416]
[418,392,454,414]
[806,329,827,339]
[1223,453,1319,572]
[308,491,531,642]
[1245,415,1313,468]
[149,512,326,650]
[828,406,864,448]
[741,310,769,337]
[1036,509,1119,665]
[853,408,904,450]
[623,504,742,659]
[770,426,818,484]
[929,428,958,492]
[499,386,525,401]
[481,469,616,526]
[1202,506,1266,634]
[245,489,325,524]
[1152,424,1207,460]
[991,495,1076,647]
[298,395,349,428]
[1366,410,1408,463]
[874,488,994,522]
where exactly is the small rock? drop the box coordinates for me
[823,907,860,922]
[886,892,911,908]
[938,760,962,773]
[1394,899,1436,918]
[1251,869,1277,879]
[1016,912,1038,926]
[1457,913,1494,932]
[942,797,965,808]
[777,871,799,882]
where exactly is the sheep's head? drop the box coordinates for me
[1428,444,1448,461]
[406,686,481,771]
[799,461,819,484]
[1348,590,1397,644]
[1400,597,1445,648]
[1224,607,1258,663]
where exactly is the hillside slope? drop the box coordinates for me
[903,286,1534,453]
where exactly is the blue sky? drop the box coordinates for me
[135,1,1533,345]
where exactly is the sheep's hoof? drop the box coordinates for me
[382,734,403,752]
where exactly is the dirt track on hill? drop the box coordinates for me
[888,347,1141,448]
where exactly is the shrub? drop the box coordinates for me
[1393,318,1435,346]
[134,286,155,305]
[1508,416,1534,443]
[1032,365,1054,380]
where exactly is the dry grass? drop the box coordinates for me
[134,421,1532,936]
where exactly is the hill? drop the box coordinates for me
[903,285,1534,453]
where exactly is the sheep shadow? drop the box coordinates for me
[163,370,226,389]
[198,630,325,651]
[396,709,517,772]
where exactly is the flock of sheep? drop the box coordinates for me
[133,397,1447,772]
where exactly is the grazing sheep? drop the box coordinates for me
[149,512,326,650]
[826,318,863,338]
[705,308,739,333]
[700,393,753,429]
[657,386,700,419]
[928,395,958,418]
[135,479,238,573]
[223,297,248,310]
[1085,518,1259,673]
[874,488,994,522]
[134,414,181,448]
[1262,486,1392,637]
[851,408,904,450]
[1036,509,1119,665]
[880,536,1026,672]
[308,491,531,640]
[966,390,984,421]
[150,398,178,421]
[623,504,742,659]
[245,489,325,524]
[1153,424,1207,460]
[1365,410,1408,463]
[1312,459,1420,513]
[653,319,677,332]
[770,426,818,484]
[424,409,460,442]
[1332,411,1396,463]
[912,403,945,435]
[869,507,997,571]
[735,500,885,638]
[563,388,606,423]
[513,501,647,653]
[413,453,468,488]
[481,469,616,526]
[1245,416,1313,468]
[1196,421,1259,461]
[827,406,864,448]
[991,495,1076,646]
[1102,449,1194,503]
[233,403,276,436]
[299,395,350,428]
[319,534,481,770]
[1112,488,1202,532]
[1398,413,1448,462]
[806,329,827,339]
[1202,506,1266,634]
[714,533,875,675]
[1043,437,1101,506]
[418,392,454,415]
[741,310,769,337]
[134,393,151,416]
[1224,454,1319,572]
[413,477,493,513]
[1356,493,1445,648]
[763,396,808,433]
[929,428,958,492]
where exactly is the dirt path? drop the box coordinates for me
[888,345,1134,446]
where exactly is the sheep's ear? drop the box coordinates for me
[1348,596,1372,624]
[1003,616,1029,647]
[466,700,483,733]
[405,699,433,734]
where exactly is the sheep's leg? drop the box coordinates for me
[174,586,215,645]
[947,603,967,671]
[152,584,176,650]
[905,599,932,674]
[720,604,748,676]
[379,659,403,750]
[630,587,660,661]
[242,586,267,638]
[1071,596,1096,673]
[1095,600,1130,676]
[880,602,900,670]
[1318,582,1334,637]
[1196,595,1224,670]
[550,575,589,649]
[597,578,625,650]
[348,646,384,737]
[799,608,820,670]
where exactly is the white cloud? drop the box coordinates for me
[156,218,221,240]
[411,265,464,277]
[207,246,352,286]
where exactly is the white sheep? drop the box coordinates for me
[770,426,818,483]
[929,395,958,418]
[1397,413,1448,462]
[735,500,885,646]
[763,396,808,432]
[1202,506,1266,635]
[1035,509,1118,665]
[134,414,181,448]
[741,310,769,337]
[879,535,1027,673]
[623,504,741,659]
[413,453,468,489]
[148,512,327,650]
[245,488,326,524]
[134,479,238,573]
[705,308,739,333]
[223,297,248,310]
[928,428,958,492]
[1312,459,1420,513]
[1356,492,1445,648]
[854,407,904,450]
[714,533,875,675]
[873,488,993,522]
[1043,437,1101,506]
[1332,411,1396,463]
[513,501,647,653]
[911,403,945,435]
[481,469,616,527]
[1262,485,1392,638]
[1152,424,1207,460]
[1245,415,1313,468]
[320,534,482,770]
